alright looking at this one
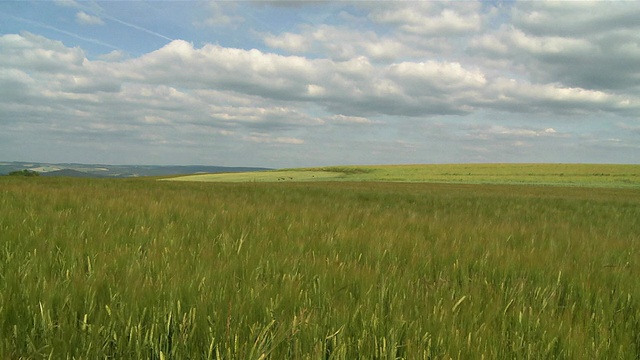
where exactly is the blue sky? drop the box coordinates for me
[1,1,639,167]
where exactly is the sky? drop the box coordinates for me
[1,1,639,168]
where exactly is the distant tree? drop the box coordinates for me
[8,169,40,177]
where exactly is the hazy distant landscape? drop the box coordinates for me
[0,161,270,178]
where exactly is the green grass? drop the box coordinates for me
[1,175,640,358]
[168,163,640,188]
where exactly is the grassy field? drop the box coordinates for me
[168,163,640,188]
[1,172,640,358]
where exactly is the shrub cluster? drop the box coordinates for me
[7,169,40,177]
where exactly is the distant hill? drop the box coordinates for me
[167,163,640,188]
[0,161,271,178]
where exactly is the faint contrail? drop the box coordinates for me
[76,1,174,43]
[100,14,174,42]
[10,15,121,50]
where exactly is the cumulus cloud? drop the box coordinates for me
[263,25,426,62]
[512,1,640,37]
[388,61,486,91]
[2,32,638,138]
[121,39,619,118]
[368,1,482,36]
[0,32,86,72]
[477,78,640,116]
[469,2,640,93]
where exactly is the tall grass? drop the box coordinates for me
[1,177,639,358]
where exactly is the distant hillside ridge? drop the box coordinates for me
[39,169,107,178]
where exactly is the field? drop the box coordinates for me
[168,163,640,188]
[1,165,640,358]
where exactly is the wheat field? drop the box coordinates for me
[1,173,639,358]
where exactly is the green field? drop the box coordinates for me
[168,163,640,188]
[1,167,640,358]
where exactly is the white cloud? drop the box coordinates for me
[195,1,244,27]
[61,75,121,94]
[0,68,36,102]
[244,133,304,145]
[477,125,562,138]
[3,32,638,139]
[54,0,78,7]
[480,78,640,115]
[388,61,486,91]
[142,115,171,125]
[510,28,592,56]
[0,33,86,72]
[512,1,640,37]
[264,32,310,53]
[306,84,326,97]
[208,105,322,130]
[76,11,104,26]
[368,1,482,36]
[325,114,375,125]
[469,3,640,93]
[263,24,434,62]
[98,50,126,62]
